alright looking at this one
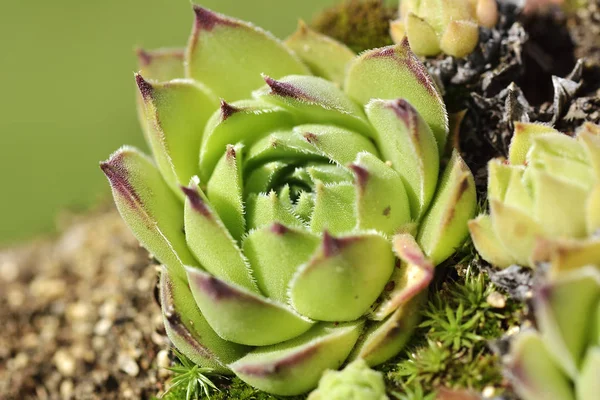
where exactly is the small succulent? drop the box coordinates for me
[101,5,477,395]
[504,265,599,400]
[307,359,388,400]
[390,0,499,58]
[469,122,600,270]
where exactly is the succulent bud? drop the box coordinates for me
[392,0,499,58]
[469,122,600,271]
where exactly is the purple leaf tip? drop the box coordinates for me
[181,185,211,217]
[349,164,369,189]
[226,144,237,160]
[322,231,342,257]
[220,99,239,121]
[387,99,417,123]
[302,132,318,144]
[270,223,289,235]
[193,5,234,31]
[135,73,153,99]
[262,75,313,101]
[100,155,142,207]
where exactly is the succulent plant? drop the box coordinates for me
[308,359,389,400]
[504,264,599,400]
[390,0,499,58]
[101,5,477,395]
[469,122,600,270]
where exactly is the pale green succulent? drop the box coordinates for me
[101,5,477,395]
[469,122,600,271]
[390,0,499,57]
[308,359,389,400]
[505,265,599,400]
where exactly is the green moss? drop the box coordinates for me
[382,264,524,399]
[311,0,396,53]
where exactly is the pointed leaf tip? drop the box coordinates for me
[322,231,355,258]
[262,74,314,101]
[100,155,141,208]
[135,73,153,99]
[192,5,235,32]
[387,98,417,123]
[349,163,369,190]
[270,222,289,235]
[181,185,211,217]
[219,99,239,121]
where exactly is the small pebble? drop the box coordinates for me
[53,350,76,377]
[30,278,67,301]
[156,350,171,378]
[486,291,506,308]
[94,318,112,336]
[0,259,19,282]
[11,352,29,370]
[99,300,118,319]
[482,386,495,398]
[118,353,140,377]
[60,380,74,399]
[67,302,91,321]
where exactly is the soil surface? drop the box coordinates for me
[0,207,168,399]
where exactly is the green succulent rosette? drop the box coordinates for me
[101,6,477,395]
[469,122,600,272]
[308,359,389,400]
[390,0,498,58]
[505,265,600,400]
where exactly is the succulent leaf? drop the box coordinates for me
[289,232,395,321]
[345,42,448,153]
[160,268,249,373]
[245,189,304,231]
[186,267,314,346]
[136,75,219,196]
[182,180,258,292]
[371,234,434,320]
[531,169,588,238]
[534,267,600,378]
[310,182,357,235]
[284,21,355,86]
[294,124,379,166]
[577,348,600,400]
[468,215,517,268]
[243,223,320,303]
[254,75,373,136]
[508,122,560,165]
[439,20,479,58]
[229,321,364,396]
[186,6,309,101]
[417,150,477,265]
[351,152,411,235]
[100,147,196,280]
[404,13,441,56]
[507,330,575,400]
[366,99,440,217]
[490,200,545,266]
[136,48,185,82]
[199,100,293,181]
[349,293,424,366]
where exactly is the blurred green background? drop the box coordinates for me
[0,0,396,245]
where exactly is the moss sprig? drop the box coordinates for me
[383,264,524,399]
